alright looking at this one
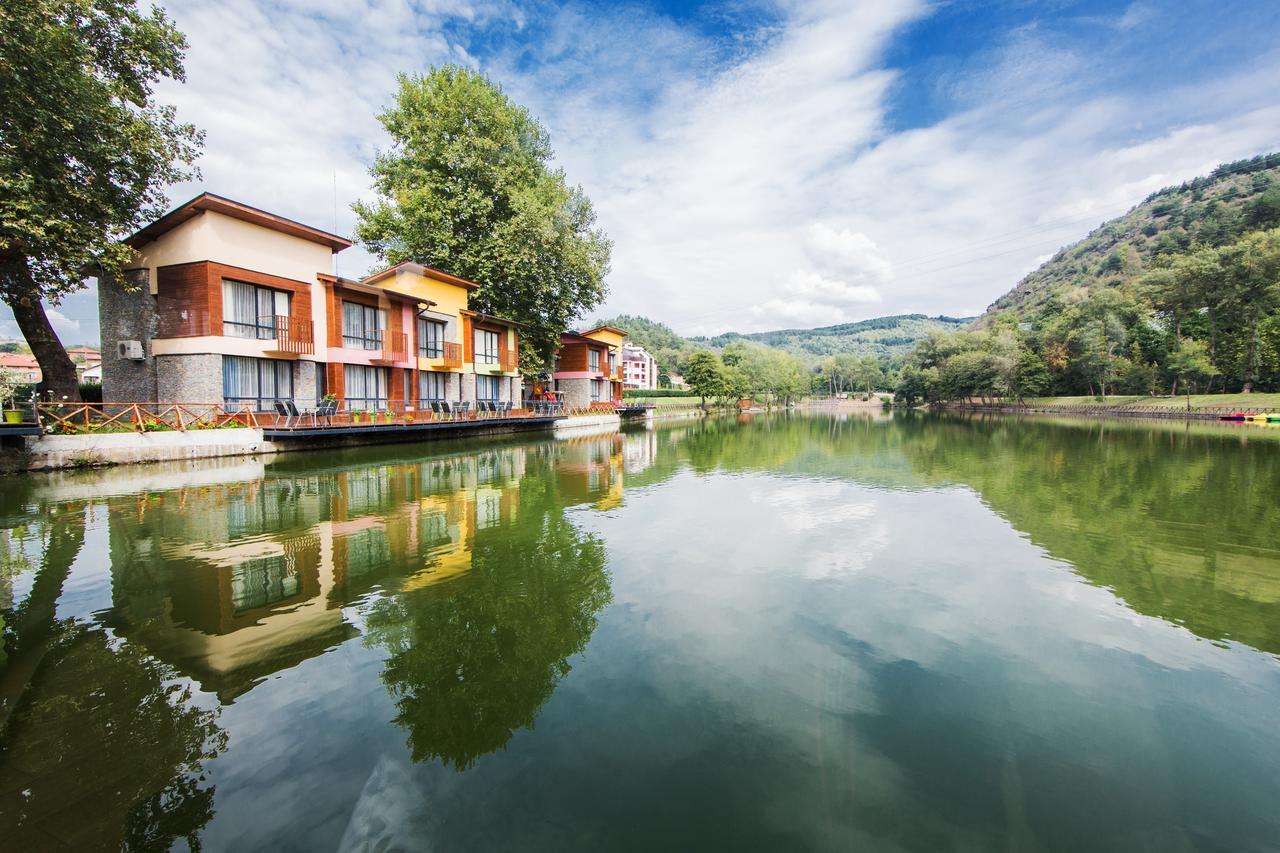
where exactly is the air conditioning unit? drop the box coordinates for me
[117,340,144,360]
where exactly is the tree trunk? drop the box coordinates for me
[0,259,82,402]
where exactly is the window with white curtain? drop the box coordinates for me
[590,379,604,402]
[419,371,447,401]
[223,355,293,411]
[344,364,388,410]
[418,318,445,358]
[476,374,500,401]
[342,302,385,349]
[474,329,499,364]
[588,348,600,371]
[223,280,289,339]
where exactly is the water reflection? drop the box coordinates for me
[1,414,1278,850]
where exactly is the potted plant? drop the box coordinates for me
[0,368,23,424]
[352,409,364,423]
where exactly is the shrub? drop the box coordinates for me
[623,388,697,398]
[78,381,102,403]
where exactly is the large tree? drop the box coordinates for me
[354,66,612,364]
[0,0,202,400]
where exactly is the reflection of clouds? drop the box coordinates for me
[753,481,875,531]
[565,470,1280,849]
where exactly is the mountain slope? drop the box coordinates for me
[979,152,1280,325]
[691,314,974,362]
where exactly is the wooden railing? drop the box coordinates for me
[371,332,408,364]
[36,402,258,434]
[441,341,462,368]
[270,315,314,356]
[500,349,519,373]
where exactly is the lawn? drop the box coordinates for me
[625,395,704,409]
[1021,394,1280,411]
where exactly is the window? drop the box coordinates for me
[588,348,600,372]
[417,318,445,358]
[343,301,385,349]
[590,379,604,402]
[344,364,388,410]
[419,371,447,402]
[474,329,499,364]
[476,374,500,401]
[223,355,293,411]
[223,280,289,339]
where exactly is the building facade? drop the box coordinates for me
[99,193,521,412]
[551,325,626,407]
[620,342,657,389]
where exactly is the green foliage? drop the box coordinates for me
[683,350,728,405]
[691,314,972,363]
[623,388,697,398]
[0,0,203,289]
[982,152,1280,324]
[353,66,611,364]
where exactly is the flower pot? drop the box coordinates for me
[4,409,24,424]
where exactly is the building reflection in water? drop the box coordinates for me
[0,427,669,846]
[99,433,655,709]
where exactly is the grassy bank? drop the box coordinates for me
[1019,394,1280,411]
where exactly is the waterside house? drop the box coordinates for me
[98,193,522,414]
[551,325,626,407]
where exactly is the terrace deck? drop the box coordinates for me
[261,413,563,439]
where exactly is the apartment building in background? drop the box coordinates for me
[551,325,626,406]
[621,342,657,389]
[98,193,521,412]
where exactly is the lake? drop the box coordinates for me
[2,412,1279,851]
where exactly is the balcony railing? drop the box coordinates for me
[370,331,408,364]
[265,315,314,356]
[500,349,519,372]
[420,341,463,368]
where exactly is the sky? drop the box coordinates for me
[9,0,1280,345]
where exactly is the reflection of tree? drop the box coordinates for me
[664,412,1280,655]
[364,472,611,769]
[0,502,225,850]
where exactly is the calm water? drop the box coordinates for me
[2,413,1279,851]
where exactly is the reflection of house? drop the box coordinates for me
[104,447,529,702]
[552,326,626,406]
[555,435,625,510]
[98,193,521,412]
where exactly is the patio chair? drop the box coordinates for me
[316,399,338,425]
[273,400,293,428]
[285,400,306,425]
[430,400,442,420]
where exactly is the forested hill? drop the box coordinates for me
[592,312,971,371]
[690,314,972,361]
[979,152,1280,325]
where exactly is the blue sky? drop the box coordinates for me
[7,0,1279,345]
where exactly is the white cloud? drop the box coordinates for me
[45,308,81,336]
[21,0,1280,346]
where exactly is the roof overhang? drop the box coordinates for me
[462,309,526,328]
[126,193,353,252]
[363,261,480,291]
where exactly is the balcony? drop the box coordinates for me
[263,315,314,357]
[369,331,408,365]
[418,341,463,369]
[500,349,519,373]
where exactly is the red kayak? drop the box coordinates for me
[1219,413,1248,421]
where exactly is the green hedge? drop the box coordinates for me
[624,388,697,398]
